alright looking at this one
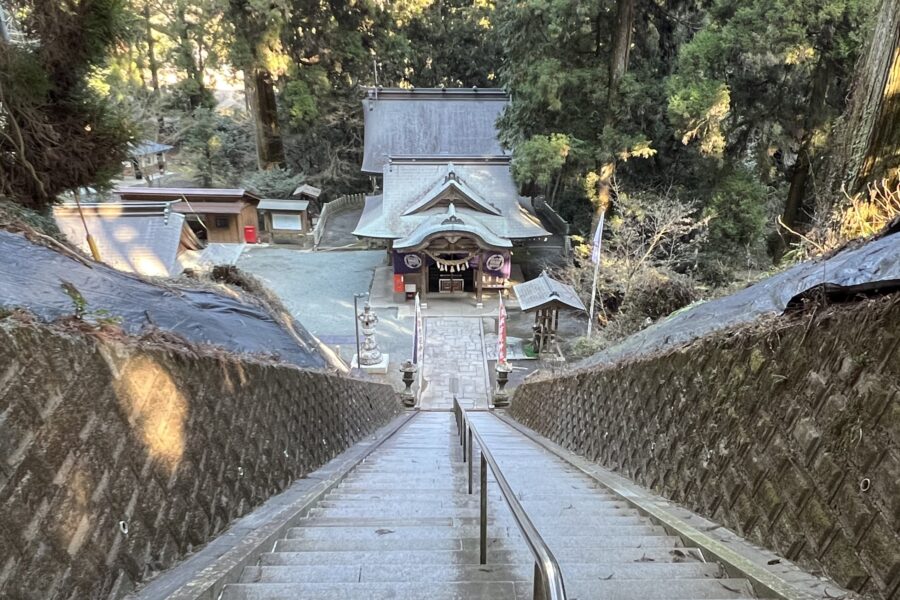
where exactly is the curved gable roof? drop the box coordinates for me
[394,204,511,250]
[402,165,501,217]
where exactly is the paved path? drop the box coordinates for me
[319,208,365,249]
[420,317,491,410]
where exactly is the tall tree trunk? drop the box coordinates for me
[857,35,900,187]
[175,4,204,110]
[822,0,900,201]
[607,0,635,107]
[595,0,635,230]
[245,66,286,170]
[143,1,164,135]
[780,39,833,246]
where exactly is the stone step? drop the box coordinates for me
[274,534,682,552]
[306,505,643,518]
[260,547,704,566]
[220,578,753,600]
[294,514,653,528]
[284,524,667,540]
[220,581,517,600]
[326,490,614,501]
[529,578,756,600]
[240,562,723,584]
[285,525,520,540]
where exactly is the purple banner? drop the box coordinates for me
[482,251,511,278]
[393,251,425,274]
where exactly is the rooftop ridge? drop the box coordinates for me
[365,87,508,100]
[388,155,511,165]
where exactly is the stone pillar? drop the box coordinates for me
[419,259,428,308]
[475,256,484,308]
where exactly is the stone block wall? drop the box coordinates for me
[510,296,900,599]
[0,320,401,600]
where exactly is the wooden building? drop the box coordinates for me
[258,198,311,244]
[352,88,553,306]
[513,271,586,354]
[124,141,174,183]
[292,184,323,213]
[116,187,261,244]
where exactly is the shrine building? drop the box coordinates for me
[353,87,553,305]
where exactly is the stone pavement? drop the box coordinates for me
[318,208,365,249]
[419,317,491,410]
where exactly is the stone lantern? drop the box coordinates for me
[493,361,512,407]
[353,302,389,373]
[399,360,418,407]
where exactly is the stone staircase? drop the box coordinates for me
[467,412,757,600]
[220,411,759,600]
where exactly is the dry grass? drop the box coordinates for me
[784,180,900,261]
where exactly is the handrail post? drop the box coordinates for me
[480,452,487,565]
[455,397,566,600]
[467,428,473,494]
[462,423,467,462]
[533,563,547,600]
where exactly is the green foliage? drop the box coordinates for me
[282,80,320,128]
[1,0,135,209]
[178,108,256,186]
[704,169,768,257]
[241,168,305,198]
[511,134,572,187]
[667,76,730,157]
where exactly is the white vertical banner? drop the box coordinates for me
[414,293,424,392]
[415,293,424,364]
[587,211,605,337]
[497,295,508,366]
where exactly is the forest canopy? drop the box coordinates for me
[2,0,899,340]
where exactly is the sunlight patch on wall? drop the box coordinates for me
[112,356,188,474]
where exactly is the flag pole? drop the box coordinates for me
[587,211,605,338]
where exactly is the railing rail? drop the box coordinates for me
[452,398,567,600]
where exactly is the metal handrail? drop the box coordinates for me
[452,398,567,600]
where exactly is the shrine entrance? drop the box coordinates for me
[389,204,515,306]
[427,259,475,294]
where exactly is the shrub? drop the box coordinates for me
[623,269,697,320]
[242,168,306,198]
[704,168,767,259]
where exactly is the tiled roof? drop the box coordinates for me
[258,199,310,212]
[361,88,509,173]
[353,161,549,241]
[53,205,187,278]
[116,187,261,204]
[292,184,322,198]
[129,140,174,156]
[514,271,586,312]
[394,204,512,250]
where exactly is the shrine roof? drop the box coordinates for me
[514,271,587,312]
[361,88,509,173]
[393,204,512,250]
[352,161,549,241]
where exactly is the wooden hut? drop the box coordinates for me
[116,187,261,244]
[513,271,586,353]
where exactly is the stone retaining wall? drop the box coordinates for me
[510,295,900,599]
[0,320,400,599]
